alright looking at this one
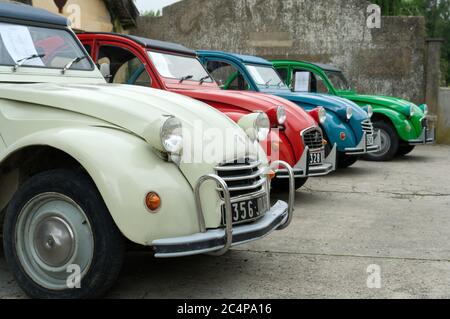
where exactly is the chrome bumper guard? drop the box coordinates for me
[152,161,295,258]
[345,132,381,155]
[408,127,436,145]
[276,144,337,179]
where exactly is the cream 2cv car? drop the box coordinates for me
[0,3,294,299]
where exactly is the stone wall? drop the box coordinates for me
[438,88,450,145]
[133,0,427,104]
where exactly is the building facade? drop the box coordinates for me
[13,0,138,33]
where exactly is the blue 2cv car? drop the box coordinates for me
[197,51,380,168]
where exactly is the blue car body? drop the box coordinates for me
[197,50,377,155]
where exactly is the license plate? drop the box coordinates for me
[222,196,266,225]
[309,151,323,165]
[367,135,374,145]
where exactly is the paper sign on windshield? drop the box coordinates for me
[0,23,44,66]
[294,71,311,92]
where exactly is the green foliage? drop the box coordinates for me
[373,0,450,85]
[141,10,161,17]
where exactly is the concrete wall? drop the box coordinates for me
[133,0,427,104]
[438,88,450,145]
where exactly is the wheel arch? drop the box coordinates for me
[0,145,90,237]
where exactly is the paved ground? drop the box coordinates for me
[1,145,450,299]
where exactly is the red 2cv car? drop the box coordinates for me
[78,33,337,189]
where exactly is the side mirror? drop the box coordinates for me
[99,63,112,82]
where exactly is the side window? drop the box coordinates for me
[205,60,249,90]
[98,45,151,87]
[276,68,289,85]
[83,44,91,55]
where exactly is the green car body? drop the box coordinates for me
[272,60,436,161]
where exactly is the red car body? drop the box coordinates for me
[78,33,335,186]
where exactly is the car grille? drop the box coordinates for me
[215,158,266,198]
[302,127,324,150]
[361,119,374,135]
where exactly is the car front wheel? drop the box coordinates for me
[397,145,416,156]
[363,121,399,162]
[3,169,124,299]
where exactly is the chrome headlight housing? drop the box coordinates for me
[238,112,270,142]
[346,106,353,121]
[161,116,183,154]
[409,104,415,118]
[366,105,373,118]
[146,115,183,158]
[318,106,327,124]
[276,106,287,125]
[421,104,429,116]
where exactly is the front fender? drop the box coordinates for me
[320,113,358,152]
[373,107,420,141]
[0,126,200,246]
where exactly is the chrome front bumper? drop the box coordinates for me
[345,132,380,155]
[152,161,295,258]
[276,144,337,179]
[409,127,436,145]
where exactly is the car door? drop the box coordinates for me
[203,58,253,91]
[92,41,155,88]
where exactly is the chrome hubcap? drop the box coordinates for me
[16,193,94,290]
[34,216,75,268]
[372,129,391,157]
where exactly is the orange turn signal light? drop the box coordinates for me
[323,139,328,146]
[267,170,276,181]
[145,192,161,212]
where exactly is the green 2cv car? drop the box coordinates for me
[0,3,294,299]
[272,60,435,161]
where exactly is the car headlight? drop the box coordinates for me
[238,112,270,142]
[318,106,327,124]
[410,105,415,118]
[161,116,183,154]
[346,106,353,120]
[146,115,183,157]
[366,105,373,118]
[420,104,429,116]
[277,106,287,125]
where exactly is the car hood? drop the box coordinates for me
[339,92,421,116]
[0,83,263,185]
[174,88,317,161]
[266,90,368,121]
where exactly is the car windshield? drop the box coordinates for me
[245,64,288,90]
[325,70,351,91]
[148,51,213,83]
[0,22,92,71]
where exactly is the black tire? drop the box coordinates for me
[363,121,399,162]
[397,145,416,156]
[272,177,308,191]
[3,169,125,299]
[337,153,359,169]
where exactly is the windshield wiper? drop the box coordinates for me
[199,75,211,85]
[179,75,193,83]
[13,54,45,72]
[277,80,285,88]
[265,79,272,88]
[62,55,88,74]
